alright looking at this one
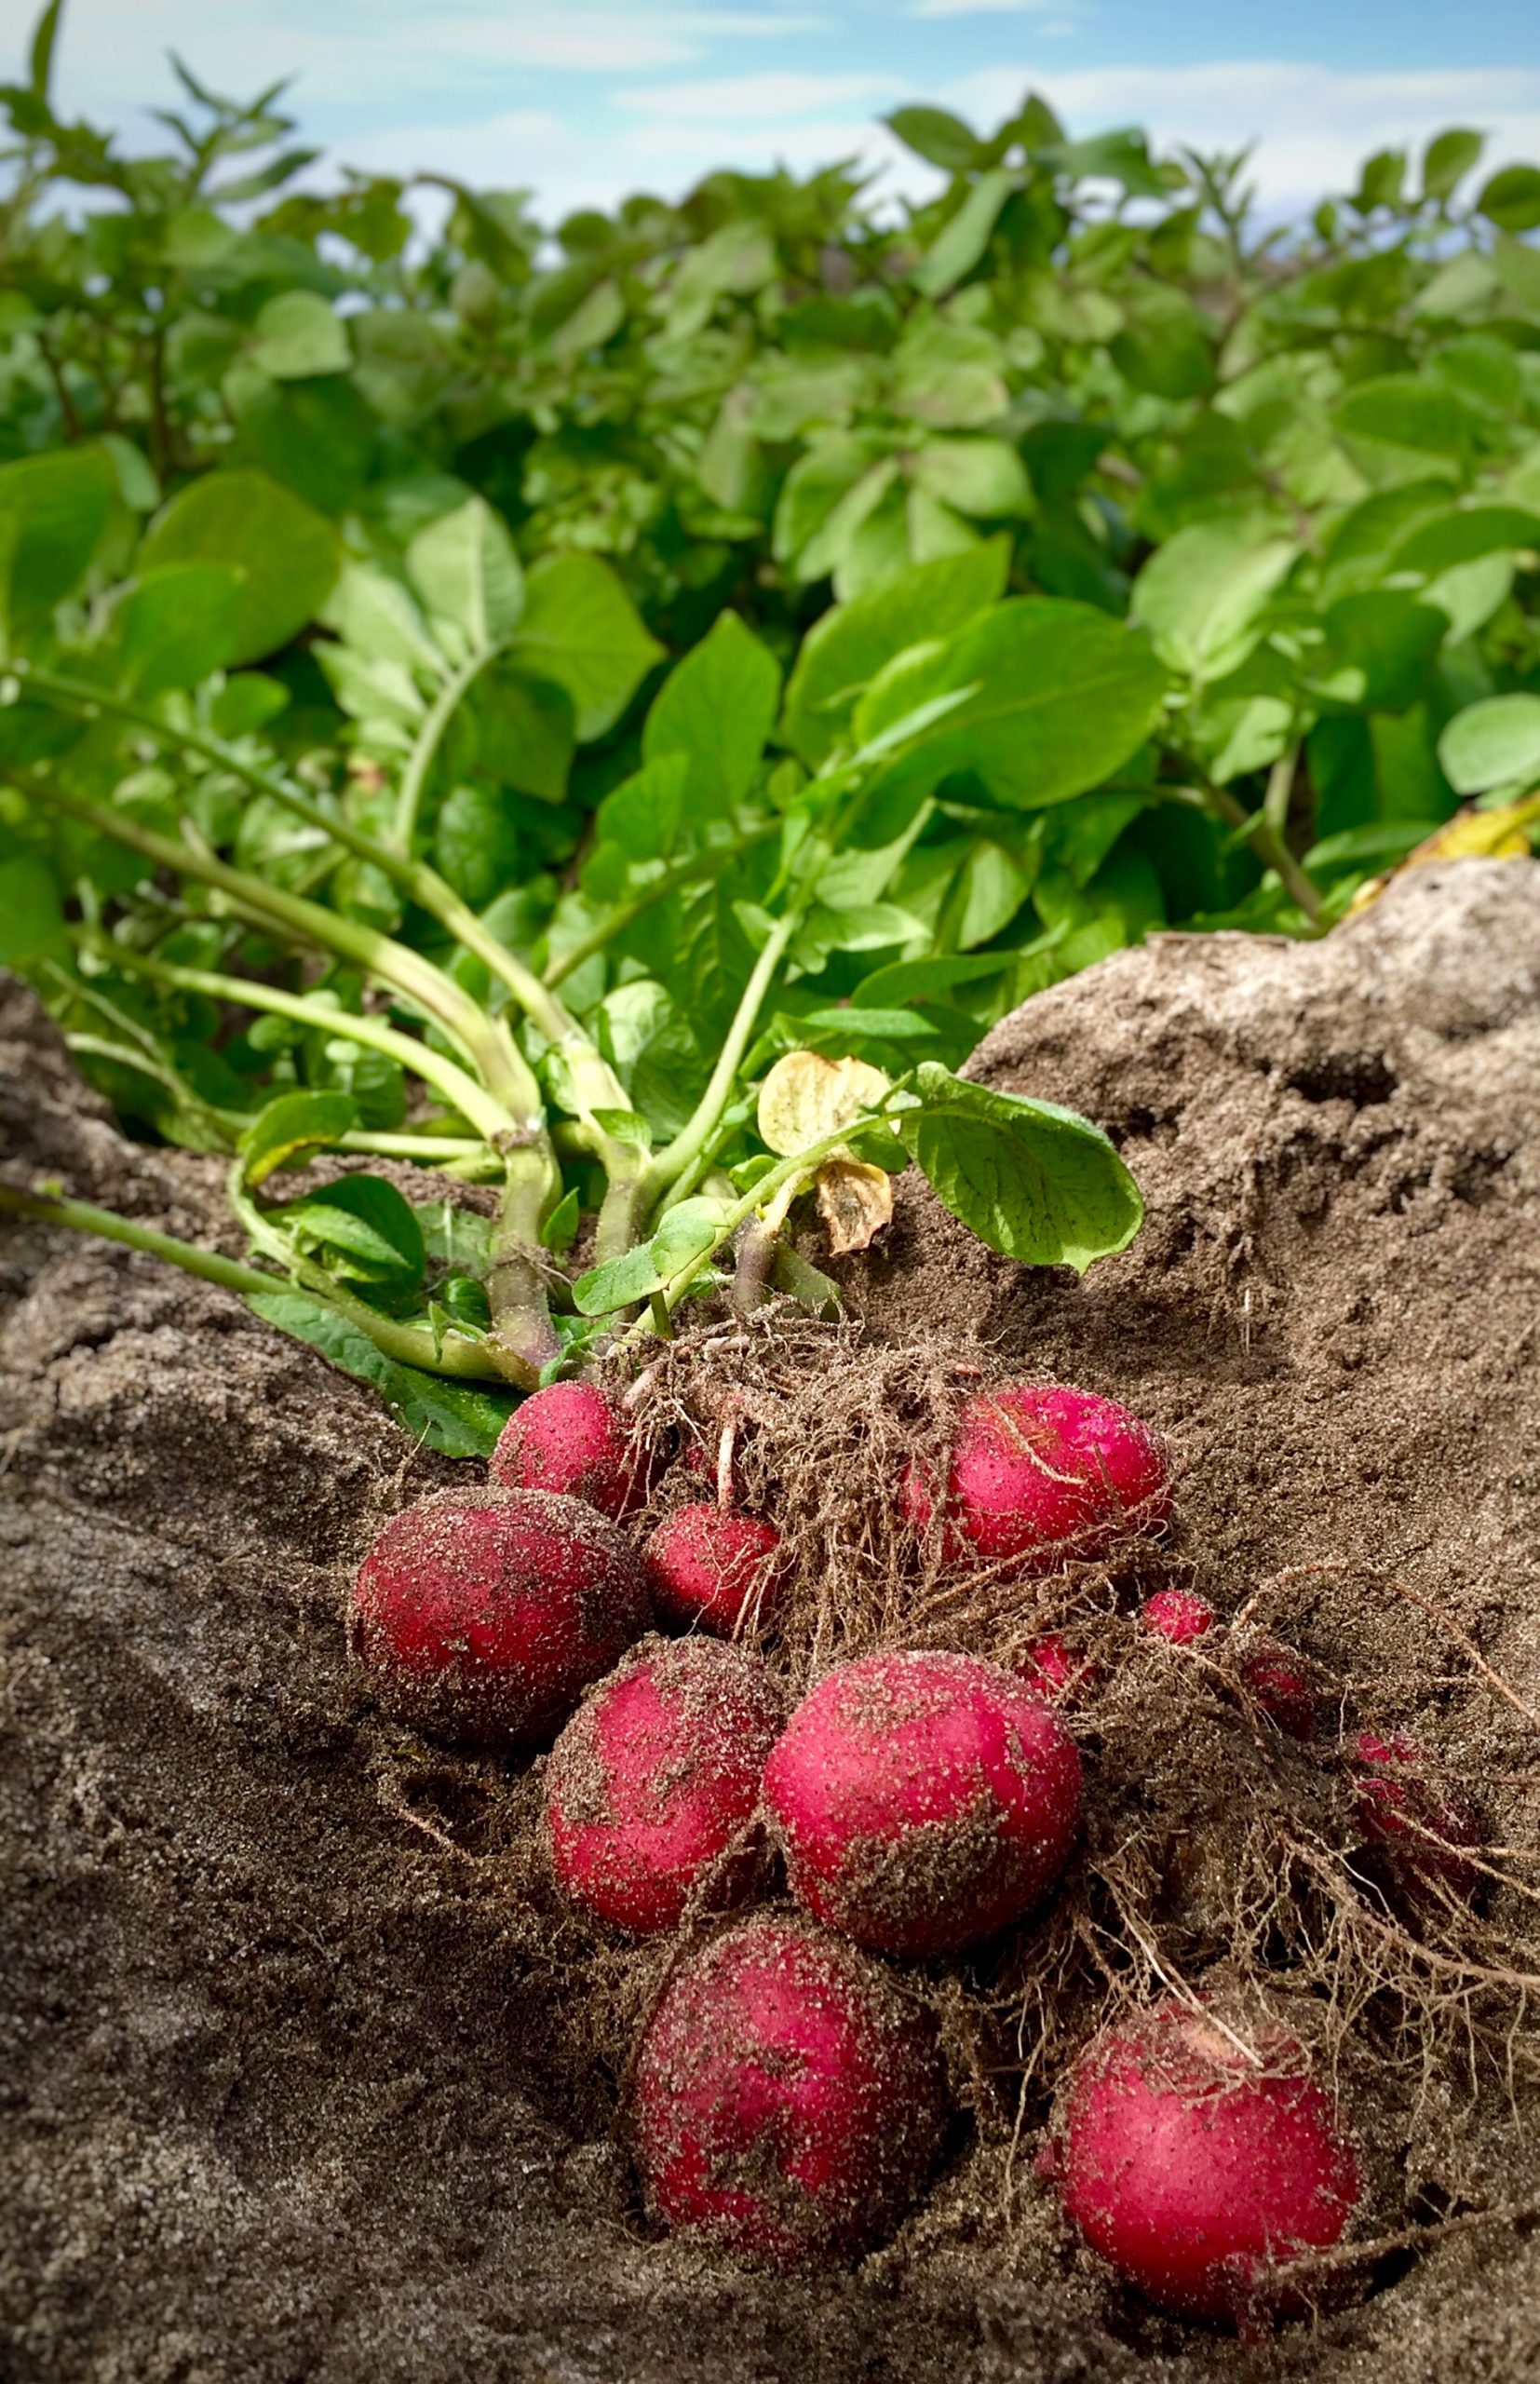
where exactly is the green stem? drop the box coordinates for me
[18,664,637,1185]
[0,1183,278,1298]
[16,663,625,1113]
[101,948,510,1145]
[224,1172,507,1380]
[637,912,799,1216]
[393,645,499,850]
[622,1114,900,1344]
[542,820,779,990]
[1162,779,1323,923]
[16,773,542,1123]
[485,1146,563,1385]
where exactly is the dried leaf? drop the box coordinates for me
[1346,793,1540,915]
[757,1050,891,1157]
[816,1158,895,1255]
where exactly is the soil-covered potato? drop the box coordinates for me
[5,859,1540,2383]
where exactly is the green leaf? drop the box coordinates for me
[1478,166,1540,234]
[474,666,574,803]
[111,562,247,696]
[1438,695,1540,794]
[854,600,1168,835]
[1331,376,1473,484]
[0,443,119,630]
[1422,129,1483,200]
[407,495,524,650]
[1311,591,1446,714]
[884,105,982,172]
[571,1195,723,1316]
[642,612,781,813]
[1392,506,1540,575]
[1110,289,1215,401]
[418,1200,493,1276]
[512,552,664,739]
[277,1173,426,1285]
[248,290,351,379]
[854,950,1025,1006]
[571,1242,667,1318]
[1130,520,1299,679]
[898,1062,1142,1273]
[244,1290,514,1457]
[912,169,1017,297]
[139,468,341,666]
[782,539,1009,767]
[239,1090,358,1187]
[434,783,521,907]
[911,438,1031,520]
[540,1187,581,1255]
[596,752,690,861]
[29,0,62,100]
[891,321,1006,429]
[0,852,67,965]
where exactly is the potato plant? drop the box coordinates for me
[1,0,1539,1443]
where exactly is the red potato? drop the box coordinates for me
[1021,1633,1100,1703]
[489,1378,653,1520]
[763,1649,1082,1959]
[1045,1997,1360,2326]
[545,1638,783,1935]
[644,1503,786,1637]
[1241,1650,1317,1741]
[1350,1729,1482,1906]
[350,1487,648,1746]
[632,1916,948,2263]
[904,1383,1172,1570]
[1142,1588,1216,1646]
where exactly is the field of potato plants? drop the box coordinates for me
[4,3,1540,2378]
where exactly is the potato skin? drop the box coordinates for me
[643,1503,785,1635]
[763,1648,1082,1959]
[351,1486,649,1746]
[906,1382,1172,1567]
[633,1916,948,2264]
[489,1380,654,1520]
[545,1637,783,1935]
[1047,1998,1360,2324]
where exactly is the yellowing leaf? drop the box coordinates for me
[816,1158,894,1254]
[1345,794,1540,914]
[757,1050,891,1157]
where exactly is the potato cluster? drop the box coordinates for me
[347,1371,1481,2323]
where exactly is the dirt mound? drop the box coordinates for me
[4,860,1540,2384]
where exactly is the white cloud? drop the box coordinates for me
[612,71,899,121]
[910,0,1072,17]
[53,1,823,110]
[941,62,1540,205]
[336,62,1540,224]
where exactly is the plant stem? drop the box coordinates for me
[225,1172,509,1380]
[16,772,542,1122]
[102,948,510,1144]
[637,911,799,1216]
[15,662,628,1110]
[17,663,638,1175]
[393,645,499,850]
[0,1183,278,1297]
[623,1117,895,1344]
[1163,779,1323,922]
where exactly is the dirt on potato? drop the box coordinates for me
[4,857,1540,2384]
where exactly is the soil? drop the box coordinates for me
[4,856,1540,2384]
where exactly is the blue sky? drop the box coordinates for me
[22,0,1540,223]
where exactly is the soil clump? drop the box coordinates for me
[3,858,1540,2382]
